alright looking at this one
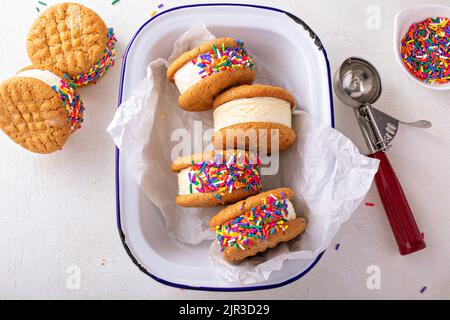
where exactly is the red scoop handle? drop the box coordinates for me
[369,151,426,255]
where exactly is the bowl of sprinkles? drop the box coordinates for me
[394,4,450,90]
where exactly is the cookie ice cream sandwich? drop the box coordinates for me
[171,150,262,207]
[27,3,117,87]
[167,38,256,111]
[212,85,297,153]
[210,188,307,262]
[0,65,84,154]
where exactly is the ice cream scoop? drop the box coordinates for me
[334,57,430,256]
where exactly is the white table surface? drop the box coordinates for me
[0,0,449,300]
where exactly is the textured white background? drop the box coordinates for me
[0,0,449,300]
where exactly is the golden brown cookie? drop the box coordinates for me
[167,38,256,111]
[27,3,117,87]
[210,188,307,262]
[172,150,262,207]
[212,85,297,153]
[0,65,84,154]
[223,218,307,262]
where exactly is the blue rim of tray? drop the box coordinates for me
[115,3,335,292]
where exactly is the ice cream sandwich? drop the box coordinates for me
[0,65,84,154]
[210,188,307,262]
[171,150,262,207]
[212,85,297,153]
[167,38,256,111]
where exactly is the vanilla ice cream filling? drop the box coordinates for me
[16,69,63,88]
[173,61,203,94]
[178,167,200,195]
[213,97,292,131]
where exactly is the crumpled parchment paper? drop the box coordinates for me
[107,22,379,284]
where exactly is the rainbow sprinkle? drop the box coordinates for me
[52,80,84,131]
[188,152,261,202]
[192,39,254,79]
[401,17,450,85]
[71,28,117,86]
[214,193,290,251]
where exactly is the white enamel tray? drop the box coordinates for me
[116,3,334,291]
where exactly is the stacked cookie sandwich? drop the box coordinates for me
[212,84,297,152]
